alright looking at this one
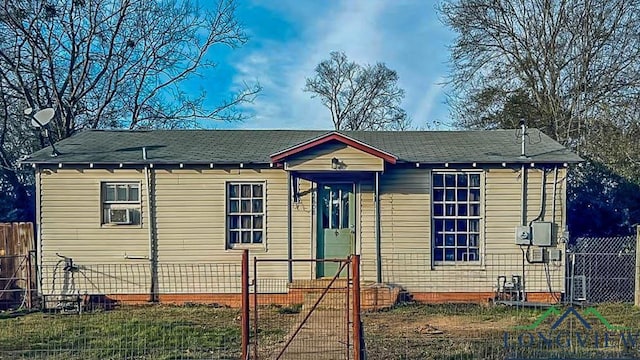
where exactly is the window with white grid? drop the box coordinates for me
[101,182,141,225]
[227,182,265,248]
[432,172,481,263]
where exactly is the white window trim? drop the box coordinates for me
[101,181,142,227]
[225,181,267,250]
[430,169,485,267]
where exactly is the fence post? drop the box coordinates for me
[352,255,362,360]
[241,250,250,360]
[26,254,32,309]
[635,226,640,307]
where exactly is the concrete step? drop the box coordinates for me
[289,280,402,311]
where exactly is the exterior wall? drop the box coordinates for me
[284,141,384,171]
[365,166,566,300]
[38,163,567,304]
[153,168,313,293]
[38,167,313,297]
[376,168,431,288]
[38,168,150,295]
[358,180,377,282]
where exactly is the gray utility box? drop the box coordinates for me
[548,248,562,261]
[514,226,531,245]
[531,221,553,247]
[530,248,546,263]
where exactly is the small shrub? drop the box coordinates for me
[277,304,302,314]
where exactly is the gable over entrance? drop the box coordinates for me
[270,132,397,172]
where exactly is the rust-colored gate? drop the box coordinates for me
[241,254,362,360]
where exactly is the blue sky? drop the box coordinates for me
[192,0,455,130]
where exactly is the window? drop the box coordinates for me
[432,172,481,263]
[227,182,265,247]
[102,182,141,225]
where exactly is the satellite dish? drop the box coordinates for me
[31,108,55,127]
[23,107,33,115]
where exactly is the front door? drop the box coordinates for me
[317,183,355,277]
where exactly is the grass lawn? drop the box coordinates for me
[363,303,640,360]
[0,305,250,360]
[1,303,639,359]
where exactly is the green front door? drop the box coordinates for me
[317,183,355,278]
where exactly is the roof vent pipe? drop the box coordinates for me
[142,147,147,161]
[519,119,527,158]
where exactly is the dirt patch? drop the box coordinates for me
[426,314,518,334]
[362,304,523,339]
[257,301,351,360]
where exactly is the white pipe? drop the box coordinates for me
[521,164,527,226]
[552,166,558,226]
[521,121,527,158]
[287,171,292,283]
[144,163,155,301]
[124,253,149,260]
[144,165,152,260]
[35,167,43,295]
[375,172,381,283]
[562,169,568,235]
[310,182,316,278]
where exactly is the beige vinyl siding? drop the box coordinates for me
[39,163,566,298]
[375,166,565,295]
[484,168,565,293]
[358,180,377,282]
[39,167,313,296]
[285,142,384,171]
[39,168,149,295]
[379,168,431,254]
[40,169,149,263]
[153,169,311,293]
[485,168,565,252]
[377,168,431,288]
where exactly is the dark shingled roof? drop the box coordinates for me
[24,129,582,165]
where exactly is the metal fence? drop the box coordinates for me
[361,245,640,360]
[39,261,242,306]
[0,236,639,360]
[249,256,362,360]
[1,261,244,360]
[0,253,36,310]
[370,253,565,304]
[567,235,636,303]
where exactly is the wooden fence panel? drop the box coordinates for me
[0,223,34,308]
[0,222,33,256]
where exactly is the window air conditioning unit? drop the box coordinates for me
[109,208,132,225]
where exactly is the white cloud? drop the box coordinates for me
[413,76,446,125]
[228,0,453,130]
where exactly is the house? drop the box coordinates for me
[24,129,581,306]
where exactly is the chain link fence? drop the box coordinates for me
[568,235,636,303]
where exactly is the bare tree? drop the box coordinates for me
[439,0,640,235]
[305,51,410,131]
[0,0,259,138]
[0,0,259,221]
[440,0,640,149]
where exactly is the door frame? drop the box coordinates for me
[315,181,356,278]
